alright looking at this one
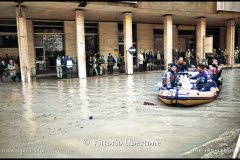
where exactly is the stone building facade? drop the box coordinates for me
[0,1,240,82]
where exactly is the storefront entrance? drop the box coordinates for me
[33,21,65,76]
[34,34,64,74]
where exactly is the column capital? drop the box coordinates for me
[16,5,26,18]
[75,9,84,14]
[196,16,206,19]
[123,12,132,15]
[163,14,172,17]
[75,9,84,18]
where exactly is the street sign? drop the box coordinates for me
[128,46,136,55]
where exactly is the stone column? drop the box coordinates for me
[123,12,133,74]
[196,17,206,64]
[16,6,31,83]
[219,27,226,50]
[226,19,235,66]
[75,10,86,78]
[26,20,36,77]
[164,15,173,69]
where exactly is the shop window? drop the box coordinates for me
[0,35,18,48]
[85,22,99,56]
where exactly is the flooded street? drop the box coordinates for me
[0,68,239,158]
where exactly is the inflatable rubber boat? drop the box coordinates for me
[158,71,222,106]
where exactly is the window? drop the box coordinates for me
[118,23,137,43]
[33,21,64,33]
[154,29,163,35]
[0,35,18,48]
[84,22,99,56]
[178,30,195,35]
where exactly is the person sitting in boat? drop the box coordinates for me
[209,59,222,87]
[162,63,178,89]
[176,57,188,73]
[209,59,220,75]
[190,63,215,91]
[161,63,171,81]
[204,65,212,75]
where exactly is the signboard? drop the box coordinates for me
[204,36,213,53]
[128,46,136,55]
[217,2,240,12]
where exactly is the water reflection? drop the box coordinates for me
[126,75,136,119]
[57,80,64,99]
[22,83,36,136]
[79,78,90,119]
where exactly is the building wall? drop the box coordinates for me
[173,25,178,49]
[136,23,154,53]
[99,22,118,57]
[136,2,215,13]
[64,21,77,58]
[153,24,163,30]
[0,48,18,58]
[26,20,36,75]
[220,27,226,49]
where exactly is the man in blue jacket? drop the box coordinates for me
[190,63,215,91]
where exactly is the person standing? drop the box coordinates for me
[66,56,74,78]
[61,56,67,78]
[148,51,154,71]
[223,49,228,64]
[155,50,161,70]
[107,53,116,74]
[213,48,218,60]
[14,61,21,82]
[143,50,148,71]
[92,53,99,76]
[138,51,144,72]
[117,54,124,73]
[0,60,6,82]
[7,59,17,82]
[190,49,196,66]
[234,47,239,63]
[56,55,62,79]
[185,49,192,67]
[99,55,106,75]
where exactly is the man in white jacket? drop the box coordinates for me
[138,51,144,72]
[56,55,62,78]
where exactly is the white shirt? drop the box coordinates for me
[157,53,161,60]
[66,60,73,68]
[56,58,61,66]
[138,54,144,65]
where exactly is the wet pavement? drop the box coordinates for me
[0,68,240,158]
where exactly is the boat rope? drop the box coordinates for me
[175,88,179,106]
